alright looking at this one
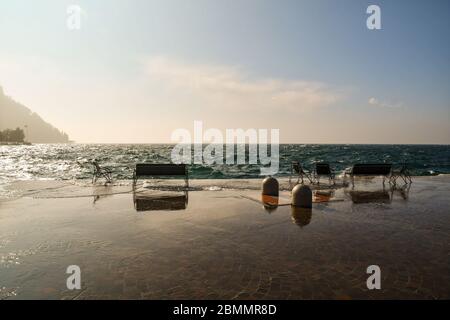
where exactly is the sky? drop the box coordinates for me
[0,0,449,143]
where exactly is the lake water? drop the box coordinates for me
[0,144,449,187]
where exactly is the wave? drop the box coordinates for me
[0,144,449,188]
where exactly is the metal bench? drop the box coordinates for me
[91,161,113,184]
[289,161,313,184]
[132,163,189,189]
[345,163,393,187]
[77,160,113,184]
[390,164,412,185]
[313,163,335,185]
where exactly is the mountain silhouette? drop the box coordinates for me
[0,86,69,143]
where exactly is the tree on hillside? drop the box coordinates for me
[11,127,25,142]
[0,128,25,142]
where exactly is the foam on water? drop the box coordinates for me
[1,144,449,197]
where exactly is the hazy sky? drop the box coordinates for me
[0,0,449,143]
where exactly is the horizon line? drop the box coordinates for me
[40,142,450,146]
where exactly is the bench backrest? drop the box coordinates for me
[135,164,187,177]
[351,163,392,175]
[315,163,331,175]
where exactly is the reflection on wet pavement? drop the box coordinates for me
[133,192,188,212]
[347,190,392,204]
[291,207,313,227]
[0,177,449,299]
[314,190,334,203]
[261,195,279,213]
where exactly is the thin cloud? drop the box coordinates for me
[368,97,404,109]
[144,56,343,113]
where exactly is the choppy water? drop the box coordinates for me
[0,144,449,186]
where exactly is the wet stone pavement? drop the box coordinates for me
[0,177,449,299]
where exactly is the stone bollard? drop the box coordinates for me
[262,176,279,197]
[292,184,312,208]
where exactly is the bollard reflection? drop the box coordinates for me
[261,194,279,213]
[291,206,312,227]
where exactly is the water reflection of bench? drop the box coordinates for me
[133,194,188,211]
[347,190,392,204]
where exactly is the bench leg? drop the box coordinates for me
[392,175,398,186]
[102,172,112,184]
[404,173,412,184]
[132,171,137,190]
[132,190,137,209]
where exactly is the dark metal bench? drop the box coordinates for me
[390,164,412,185]
[289,161,313,184]
[313,163,335,185]
[345,163,392,187]
[77,160,113,184]
[132,163,189,189]
[92,161,113,184]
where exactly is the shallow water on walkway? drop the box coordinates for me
[0,177,449,299]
